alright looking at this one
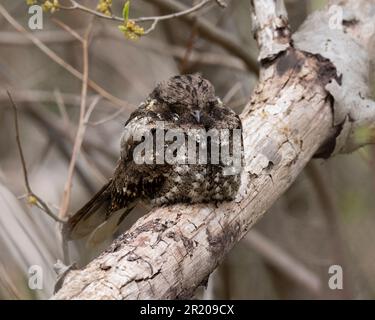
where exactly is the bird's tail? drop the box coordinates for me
[63,181,113,240]
[63,180,137,245]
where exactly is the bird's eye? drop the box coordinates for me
[169,104,179,114]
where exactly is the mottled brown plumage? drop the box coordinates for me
[64,74,243,242]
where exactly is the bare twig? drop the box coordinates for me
[78,150,108,185]
[0,89,88,106]
[0,30,81,44]
[51,18,83,42]
[58,0,122,20]
[9,92,31,194]
[223,82,243,104]
[58,97,103,215]
[138,0,212,34]
[133,0,212,24]
[59,22,98,219]
[7,91,64,223]
[54,89,71,132]
[88,106,127,126]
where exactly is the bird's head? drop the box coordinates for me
[150,74,219,124]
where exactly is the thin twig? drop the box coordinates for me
[136,0,212,23]
[56,22,98,264]
[0,89,88,106]
[79,150,108,185]
[9,93,31,193]
[58,0,123,21]
[88,106,127,126]
[7,91,64,223]
[139,0,212,34]
[51,17,83,42]
[0,30,81,44]
[54,89,71,132]
[223,81,243,104]
[58,22,98,219]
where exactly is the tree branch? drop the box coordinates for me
[53,0,375,299]
[250,0,291,63]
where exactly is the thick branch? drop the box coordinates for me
[53,0,374,299]
[251,0,291,63]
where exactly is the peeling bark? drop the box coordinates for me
[294,0,375,154]
[251,0,291,63]
[52,0,375,299]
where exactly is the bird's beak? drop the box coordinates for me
[192,110,201,123]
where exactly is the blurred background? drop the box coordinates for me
[0,0,374,299]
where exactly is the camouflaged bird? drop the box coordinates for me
[64,74,243,243]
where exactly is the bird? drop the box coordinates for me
[64,74,243,244]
